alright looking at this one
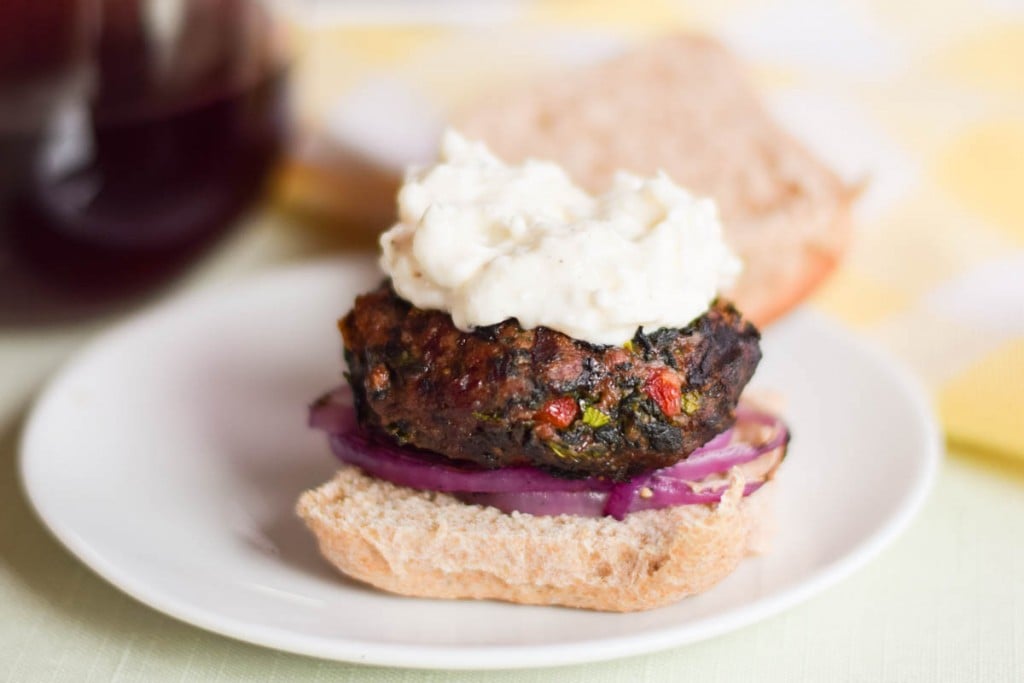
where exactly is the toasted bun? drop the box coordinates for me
[297,462,777,612]
[456,34,855,327]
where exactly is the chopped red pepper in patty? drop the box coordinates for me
[643,368,682,417]
[536,396,579,429]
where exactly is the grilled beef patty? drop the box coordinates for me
[339,283,761,481]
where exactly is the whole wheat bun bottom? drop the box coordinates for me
[297,461,779,612]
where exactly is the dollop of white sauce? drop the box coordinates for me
[380,130,742,346]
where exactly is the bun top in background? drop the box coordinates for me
[283,29,854,327]
[456,34,854,327]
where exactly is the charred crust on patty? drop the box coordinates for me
[339,282,761,481]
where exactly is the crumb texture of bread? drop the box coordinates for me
[296,465,776,612]
[456,33,855,327]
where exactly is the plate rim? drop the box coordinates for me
[18,257,942,670]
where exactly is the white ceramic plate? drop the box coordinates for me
[20,256,940,670]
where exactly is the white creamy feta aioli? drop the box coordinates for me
[379,130,742,346]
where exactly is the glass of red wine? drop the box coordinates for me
[0,0,288,322]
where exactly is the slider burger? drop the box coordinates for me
[298,132,789,612]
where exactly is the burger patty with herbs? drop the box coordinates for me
[339,282,762,482]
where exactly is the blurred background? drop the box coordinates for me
[2,0,1020,458]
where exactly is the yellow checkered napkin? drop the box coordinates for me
[282,1,1024,460]
[799,12,1024,460]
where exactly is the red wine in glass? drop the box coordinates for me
[0,0,287,322]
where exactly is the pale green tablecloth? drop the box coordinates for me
[1,214,1023,682]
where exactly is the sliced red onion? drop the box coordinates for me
[463,480,765,518]
[627,479,765,514]
[602,480,642,521]
[329,432,613,493]
[639,423,786,488]
[311,385,788,519]
[308,387,357,434]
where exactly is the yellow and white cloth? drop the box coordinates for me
[285,0,1024,462]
